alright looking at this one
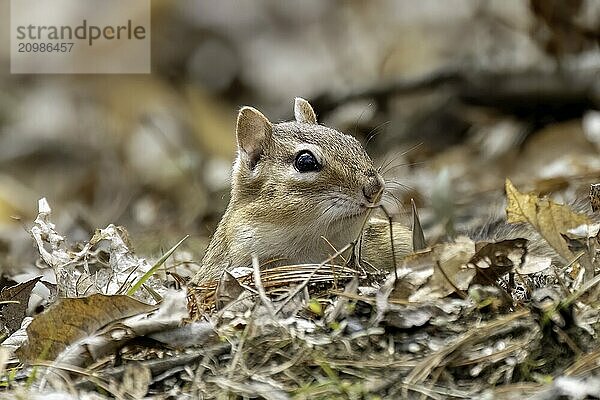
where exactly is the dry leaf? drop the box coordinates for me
[408,245,475,302]
[390,249,436,300]
[1,317,33,352]
[505,178,590,261]
[17,294,155,362]
[29,198,71,283]
[430,238,477,294]
[30,198,163,303]
[470,239,527,285]
[517,254,552,275]
[390,238,476,302]
[47,291,213,368]
[88,224,162,302]
[0,277,42,334]
[215,270,245,310]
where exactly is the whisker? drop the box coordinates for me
[381,161,426,176]
[365,120,391,149]
[377,153,391,174]
[377,142,424,173]
[385,180,416,192]
[381,196,408,214]
[316,195,354,227]
[381,198,401,212]
[385,185,425,205]
[383,191,403,208]
[354,102,374,143]
[384,183,411,193]
[318,202,338,223]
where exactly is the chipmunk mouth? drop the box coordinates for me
[359,196,383,212]
[360,202,381,210]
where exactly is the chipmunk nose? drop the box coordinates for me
[362,172,385,205]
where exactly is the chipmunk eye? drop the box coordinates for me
[294,150,320,172]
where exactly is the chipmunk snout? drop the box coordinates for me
[362,173,385,205]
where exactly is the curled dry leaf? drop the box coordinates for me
[29,198,163,303]
[388,238,476,303]
[470,239,527,285]
[16,294,155,362]
[89,224,162,302]
[505,179,591,262]
[0,277,42,334]
[29,198,72,296]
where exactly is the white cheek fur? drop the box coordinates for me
[289,167,320,182]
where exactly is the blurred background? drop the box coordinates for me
[0,0,598,277]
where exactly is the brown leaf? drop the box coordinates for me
[0,277,42,334]
[390,249,434,301]
[428,239,476,297]
[470,239,527,286]
[215,270,244,310]
[505,179,590,261]
[16,294,155,362]
[394,239,476,302]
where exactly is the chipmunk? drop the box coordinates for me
[192,98,412,284]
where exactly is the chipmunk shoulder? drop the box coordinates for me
[192,98,412,284]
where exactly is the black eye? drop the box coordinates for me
[294,150,320,172]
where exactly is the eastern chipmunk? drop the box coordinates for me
[192,98,412,284]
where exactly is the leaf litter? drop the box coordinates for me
[0,181,599,399]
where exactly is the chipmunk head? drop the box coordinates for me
[230,98,384,247]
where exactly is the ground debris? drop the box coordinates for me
[2,187,600,398]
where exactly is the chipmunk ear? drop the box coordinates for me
[236,106,272,169]
[294,97,317,124]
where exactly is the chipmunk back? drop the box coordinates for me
[192,98,412,283]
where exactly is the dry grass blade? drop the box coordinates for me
[274,243,353,315]
[257,263,361,286]
[561,265,600,307]
[412,198,427,251]
[400,382,472,400]
[252,255,276,316]
[33,361,123,399]
[404,309,531,389]
[492,383,545,397]
[127,235,189,296]
[564,349,600,376]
